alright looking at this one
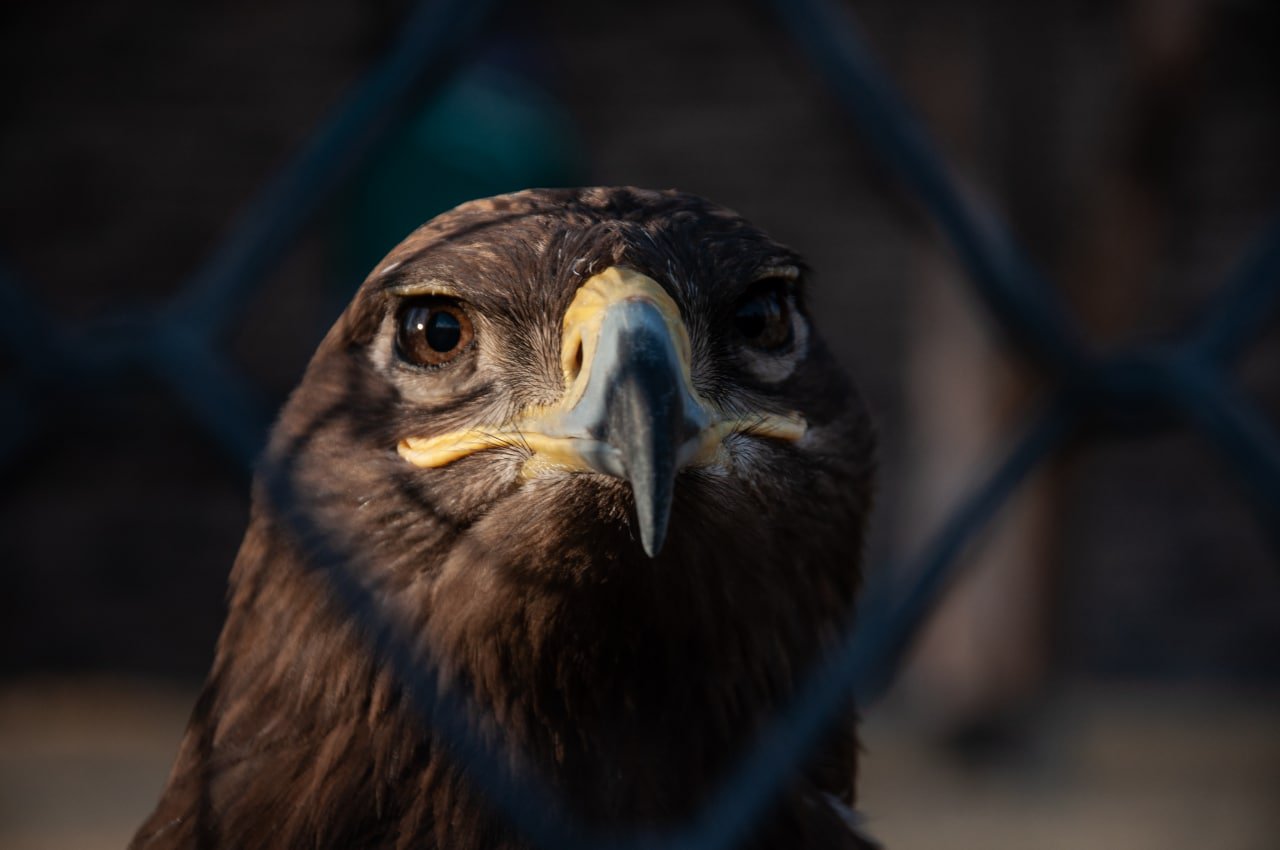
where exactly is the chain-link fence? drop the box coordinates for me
[3,0,1278,846]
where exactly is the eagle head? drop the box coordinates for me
[134,187,876,850]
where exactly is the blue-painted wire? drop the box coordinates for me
[164,0,499,340]
[1190,210,1280,365]
[1161,352,1280,535]
[0,0,1277,846]
[765,0,1090,380]
[143,325,272,467]
[667,398,1073,850]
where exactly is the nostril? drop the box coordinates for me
[568,340,584,381]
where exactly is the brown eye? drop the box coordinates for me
[734,281,794,350]
[395,297,474,367]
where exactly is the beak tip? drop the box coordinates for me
[639,523,666,558]
[632,475,673,559]
[634,489,675,560]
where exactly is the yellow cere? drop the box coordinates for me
[556,266,693,410]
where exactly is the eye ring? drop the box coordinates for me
[733,279,795,351]
[395,297,475,368]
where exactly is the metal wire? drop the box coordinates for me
[764,0,1091,380]
[2,0,1279,847]
[164,0,501,341]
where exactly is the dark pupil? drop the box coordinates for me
[424,310,461,352]
[735,291,783,340]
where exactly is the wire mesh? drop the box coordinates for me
[2,0,1278,846]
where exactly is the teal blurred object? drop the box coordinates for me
[335,62,587,287]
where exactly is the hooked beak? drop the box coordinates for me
[398,266,805,557]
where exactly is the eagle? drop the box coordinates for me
[132,187,877,849]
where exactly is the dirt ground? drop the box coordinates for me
[1,678,1277,849]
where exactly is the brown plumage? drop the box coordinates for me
[132,187,876,849]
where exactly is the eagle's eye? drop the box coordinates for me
[734,280,794,351]
[395,297,474,367]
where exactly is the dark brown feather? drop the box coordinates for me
[132,187,877,850]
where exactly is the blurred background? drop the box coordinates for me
[2,0,1279,847]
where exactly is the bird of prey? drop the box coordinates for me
[132,187,877,849]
